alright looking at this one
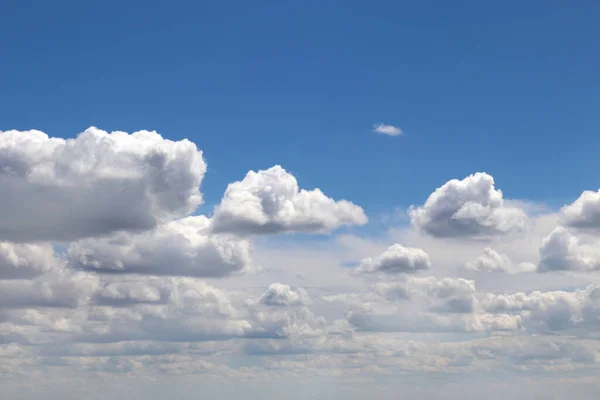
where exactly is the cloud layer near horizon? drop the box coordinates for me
[0,128,599,399]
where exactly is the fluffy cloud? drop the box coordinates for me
[0,269,100,309]
[480,284,600,333]
[68,216,256,278]
[561,189,600,229]
[79,279,325,344]
[211,166,367,235]
[0,127,206,242]
[408,173,528,238]
[464,247,536,273]
[0,242,58,279]
[538,227,600,272]
[374,277,477,313]
[260,283,308,306]
[3,127,600,394]
[372,123,403,136]
[355,244,430,274]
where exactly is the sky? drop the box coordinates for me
[1,1,600,399]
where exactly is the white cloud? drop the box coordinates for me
[561,189,600,229]
[408,172,529,238]
[0,242,58,279]
[355,244,430,274]
[464,247,536,273]
[538,227,600,272]
[0,127,206,242]
[2,127,600,395]
[0,268,100,309]
[372,123,403,136]
[260,283,308,306]
[480,284,600,333]
[68,216,256,278]
[211,165,367,235]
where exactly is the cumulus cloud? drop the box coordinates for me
[78,279,326,344]
[464,247,536,273]
[538,227,600,272]
[0,269,100,309]
[561,189,600,229]
[0,242,58,279]
[355,244,430,274]
[408,173,528,238]
[260,283,308,306]
[374,276,477,313]
[480,284,600,333]
[372,123,403,136]
[211,166,367,235]
[3,126,600,392]
[68,216,256,278]
[346,307,520,333]
[0,127,206,242]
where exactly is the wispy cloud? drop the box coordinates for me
[372,123,403,136]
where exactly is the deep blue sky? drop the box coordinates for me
[2,0,599,213]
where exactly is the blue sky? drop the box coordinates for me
[2,0,600,213]
[3,2,600,399]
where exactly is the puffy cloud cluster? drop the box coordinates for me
[355,244,430,274]
[561,189,600,229]
[0,242,58,279]
[408,173,528,238]
[480,284,600,333]
[538,227,600,272]
[2,127,600,394]
[465,247,536,274]
[0,127,206,242]
[260,283,308,306]
[0,268,100,309]
[68,216,255,278]
[211,166,367,235]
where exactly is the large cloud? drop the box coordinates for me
[211,166,367,235]
[355,244,430,274]
[1,277,326,346]
[0,127,206,242]
[408,173,528,238]
[538,227,600,272]
[68,216,256,278]
[480,284,600,333]
[561,189,600,229]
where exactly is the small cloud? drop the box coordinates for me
[373,123,403,136]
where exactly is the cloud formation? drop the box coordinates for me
[355,244,430,274]
[0,242,58,279]
[464,247,536,273]
[561,189,600,229]
[408,172,528,238]
[538,227,600,272]
[68,216,256,278]
[260,283,308,306]
[211,166,367,235]
[0,127,206,242]
[1,127,600,399]
[372,123,403,136]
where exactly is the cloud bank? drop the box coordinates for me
[1,127,599,400]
